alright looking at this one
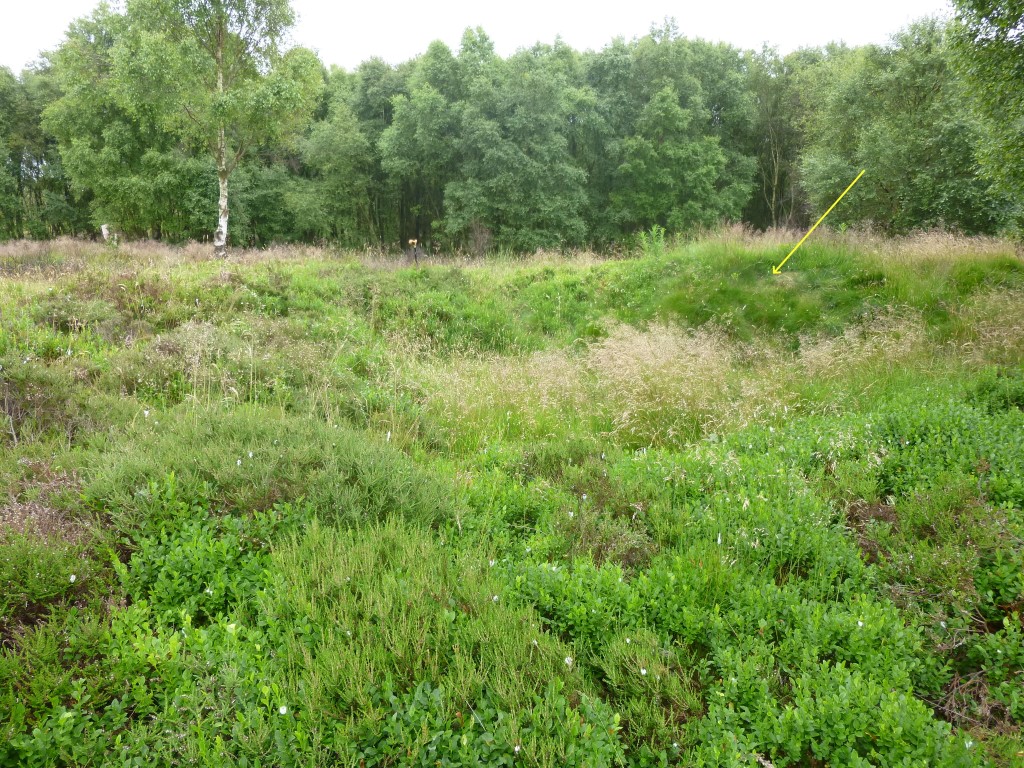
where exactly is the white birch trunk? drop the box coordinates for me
[215,144,229,258]
[213,41,229,258]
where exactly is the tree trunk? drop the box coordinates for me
[213,38,228,258]
[215,145,229,258]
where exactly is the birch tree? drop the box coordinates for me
[117,0,321,255]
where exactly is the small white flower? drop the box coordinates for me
[489,559,496,567]
[386,430,392,442]
[581,494,587,501]
[248,451,253,458]
[237,459,242,466]
[514,745,521,754]
[857,621,864,627]
[640,668,647,676]
[279,705,288,715]
[525,547,531,553]
[673,743,679,749]
[564,656,573,667]
[69,574,76,583]
[940,621,947,629]
[965,740,973,749]
[568,510,574,518]
[204,587,213,595]
[625,637,631,644]
[492,595,499,602]
[143,410,150,418]
[346,630,352,637]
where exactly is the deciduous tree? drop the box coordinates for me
[951,0,1024,229]
[116,0,322,255]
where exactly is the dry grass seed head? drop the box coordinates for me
[586,323,738,445]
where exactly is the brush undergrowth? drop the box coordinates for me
[1,233,1022,766]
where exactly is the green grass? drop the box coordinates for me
[1,233,1022,766]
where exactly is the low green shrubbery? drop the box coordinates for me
[2,241,1023,765]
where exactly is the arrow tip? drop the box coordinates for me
[771,266,782,275]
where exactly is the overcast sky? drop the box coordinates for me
[2,0,952,74]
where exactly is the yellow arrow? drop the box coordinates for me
[772,169,865,275]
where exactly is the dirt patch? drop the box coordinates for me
[847,500,898,527]
[846,500,897,564]
[0,500,90,546]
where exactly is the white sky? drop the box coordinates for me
[2,0,952,74]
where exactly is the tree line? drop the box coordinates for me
[0,0,1021,253]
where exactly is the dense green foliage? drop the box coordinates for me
[1,233,1022,764]
[951,0,1024,231]
[0,4,1019,249]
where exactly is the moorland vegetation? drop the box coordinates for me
[1,231,1022,765]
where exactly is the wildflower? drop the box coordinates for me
[69,574,76,583]
[237,459,242,466]
[226,623,237,634]
[857,621,864,627]
[966,740,974,749]
[581,494,587,501]
[279,705,288,715]
[564,656,573,667]
[625,638,631,644]
[143,410,150,418]
[204,587,213,595]
[489,559,496,567]
[568,510,574,518]
[940,621,947,629]
[386,430,392,442]
[514,745,521,754]
[640,668,647,676]
[248,451,253,458]
[492,595,499,602]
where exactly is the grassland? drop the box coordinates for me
[1,231,1023,767]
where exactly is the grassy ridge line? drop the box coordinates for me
[1,235,1022,765]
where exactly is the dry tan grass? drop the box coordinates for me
[586,323,739,443]
[707,224,1021,263]
[415,348,592,444]
[797,311,928,381]
[413,308,966,450]
[956,289,1024,365]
